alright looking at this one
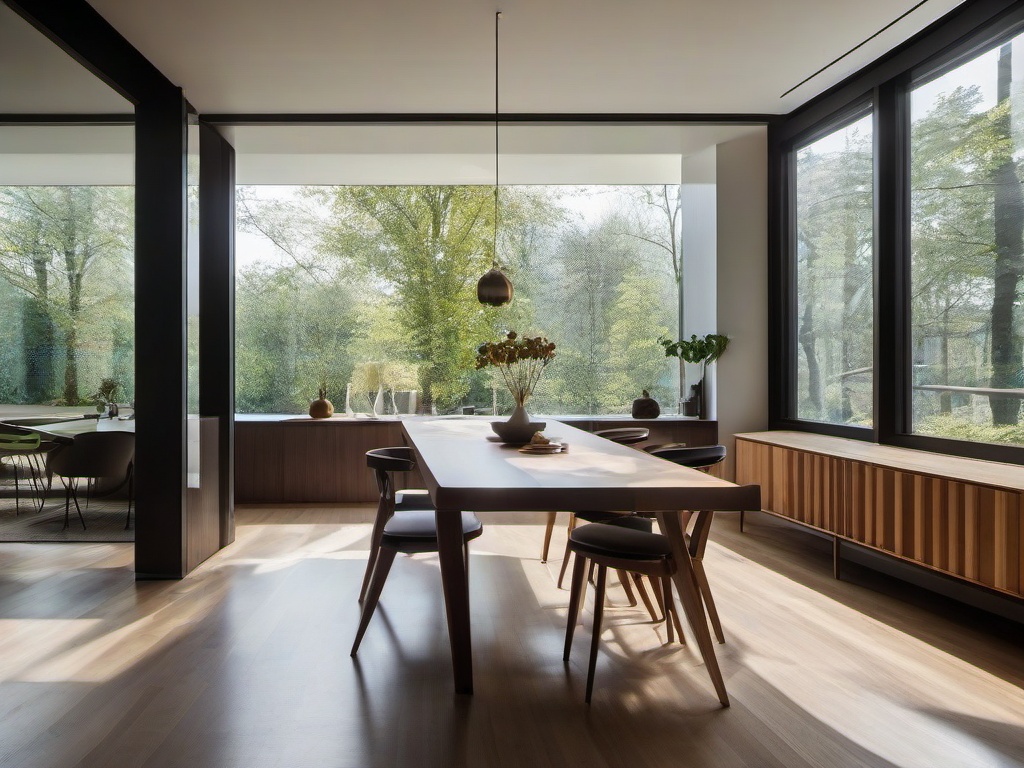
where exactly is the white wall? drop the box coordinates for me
[715,130,769,480]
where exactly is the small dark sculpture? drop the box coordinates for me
[631,390,660,419]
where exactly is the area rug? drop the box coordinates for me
[0,495,134,543]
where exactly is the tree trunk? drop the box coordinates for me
[841,197,857,422]
[63,268,82,405]
[22,296,54,402]
[940,302,951,414]
[990,43,1024,425]
[798,235,823,417]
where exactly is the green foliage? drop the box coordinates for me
[916,413,1024,446]
[0,186,134,406]
[235,185,682,417]
[659,333,729,365]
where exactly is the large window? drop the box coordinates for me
[235,185,681,416]
[793,114,874,427]
[0,186,135,417]
[776,4,1024,460]
[910,32,1024,446]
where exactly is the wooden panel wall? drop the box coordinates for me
[237,418,718,504]
[735,436,1023,599]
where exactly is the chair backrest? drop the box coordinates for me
[593,427,650,445]
[0,430,41,452]
[366,446,416,500]
[47,431,135,479]
[646,443,726,470]
[366,446,416,473]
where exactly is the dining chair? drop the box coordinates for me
[541,427,660,617]
[563,482,759,703]
[358,446,435,604]
[542,426,649,572]
[351,446,483,656]
[47,431,135,530]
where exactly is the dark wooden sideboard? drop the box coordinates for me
[235,416,718,503]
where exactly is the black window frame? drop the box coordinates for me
[771,0,1024,464]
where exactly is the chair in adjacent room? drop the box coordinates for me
[0,427,46,515]
[46,431,135,530]
[351,446,484,656]
[563,481,759,703]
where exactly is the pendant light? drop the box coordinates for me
[477,10,514,307]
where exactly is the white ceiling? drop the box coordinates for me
[0,0,963,184]
[79,0,965,115]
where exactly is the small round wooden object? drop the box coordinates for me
[631,390,660,419]
[309,390,335,419]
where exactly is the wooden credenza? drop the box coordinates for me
[236,416,717,504]
[735,431,1023,599]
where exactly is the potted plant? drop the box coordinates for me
[93,378,121,417]
[658,333,729,418]
[475,331,556,442]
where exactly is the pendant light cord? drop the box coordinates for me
[493,11,501,269]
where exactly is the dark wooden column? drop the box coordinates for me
[199,122,236,548]
[134,89,189,578]
[4,0,193,578]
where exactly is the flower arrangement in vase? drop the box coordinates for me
[475,331,556,442]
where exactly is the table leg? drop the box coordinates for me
[435,507,473,694]
[656,510,730,707]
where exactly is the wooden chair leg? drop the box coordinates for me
[585,565,608,704]
[667,581,684,647]
[556,514,579,588]
[358,497,392,603]
[563,552,589,661]
[617,569,638,606]
[661,577,674,643]
[541,511,557,563]
[631,573,659,621]
[693,560,725,644]
[739,509,745,532]
[651,575,666,620]
[351,547,398,656]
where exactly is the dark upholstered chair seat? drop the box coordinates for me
[383,510,482,542]
[569,523,672,561]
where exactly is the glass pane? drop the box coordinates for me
[234,185,680,416]
[794,114,874,426]
[910,34,1024,445]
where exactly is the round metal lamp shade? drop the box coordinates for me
[477,267,514,306]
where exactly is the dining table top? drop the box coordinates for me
[402,417,736,513]
[7,415,135,443]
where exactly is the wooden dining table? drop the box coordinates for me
[402,417,760,705]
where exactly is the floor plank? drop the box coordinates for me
[0,506,1020,768]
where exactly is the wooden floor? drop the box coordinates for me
[0,506,1021,768]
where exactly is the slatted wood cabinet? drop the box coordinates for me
[735,431,1023,599]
